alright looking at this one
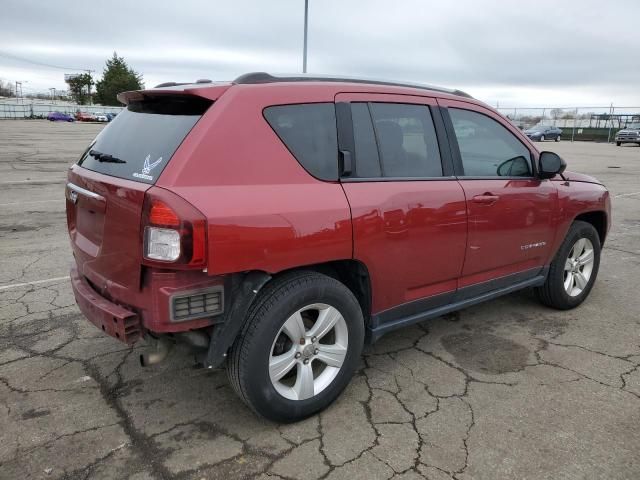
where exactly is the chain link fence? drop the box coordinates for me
[0,100,123,120]
[496,106,640,142]
[2,99,639,143]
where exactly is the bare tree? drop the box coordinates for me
[0,79,15,97]
[550,108,564,119]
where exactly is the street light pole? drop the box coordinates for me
[303,0,309,73]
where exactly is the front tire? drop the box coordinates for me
[540,135,546,141]
[616,142,621,146]
[536,221,601,310]
[227,271,364,423]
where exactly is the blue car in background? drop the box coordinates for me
[105,112,118,122]
[47,111,75,122]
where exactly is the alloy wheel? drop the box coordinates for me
[563,237,595,297]
[269,303,348,401]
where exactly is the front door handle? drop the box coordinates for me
[472,193,499,205]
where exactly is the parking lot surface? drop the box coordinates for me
[1,120,639,480]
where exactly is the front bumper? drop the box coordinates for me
[71,266,142,344]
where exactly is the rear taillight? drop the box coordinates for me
[141,188,207,269]
[149,200,180,226]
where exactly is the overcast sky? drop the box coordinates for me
[1,0,639,107]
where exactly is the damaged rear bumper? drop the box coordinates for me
[70,266,142,344]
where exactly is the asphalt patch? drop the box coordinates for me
[441,332,530,374]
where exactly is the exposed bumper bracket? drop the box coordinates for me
[70,267,142,345]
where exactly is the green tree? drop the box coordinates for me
[95,52,144,106]
[66,73,94,105]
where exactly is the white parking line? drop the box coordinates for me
[0,199,60,207]
[614,191,640,198]
[0,179,64,186]
[0,276,70,291]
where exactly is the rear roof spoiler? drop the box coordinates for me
[117,83,230,105]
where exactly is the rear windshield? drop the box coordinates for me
[77,95,211,184]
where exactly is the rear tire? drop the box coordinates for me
[536,221,600,310]
[555,135,561,142]
[227,271,364,423]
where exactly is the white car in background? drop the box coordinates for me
[94,113,109,122]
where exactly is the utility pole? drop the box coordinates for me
[49,87,55,102]
[15,81,23,102]
[607,103,614,143]
[303,0,309,73]
[85,69,94,105]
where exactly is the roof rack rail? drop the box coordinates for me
[153,79,213,88]
[233,72,472,98]
[154,81,191,88]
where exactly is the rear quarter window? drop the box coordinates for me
[263,103,339,181]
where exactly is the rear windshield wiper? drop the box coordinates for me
[89,149,126,164]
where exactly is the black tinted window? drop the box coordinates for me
[264,103,338,181]
[369,103,442,178]
[449,108,532,177]
[78,95,210,184]
[351,103,381,177]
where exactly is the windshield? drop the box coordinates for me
[625,123,640,129]
[77,95,211,184]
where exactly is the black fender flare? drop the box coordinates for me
[205,271,271,368]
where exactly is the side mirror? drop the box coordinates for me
[538,151,567,179]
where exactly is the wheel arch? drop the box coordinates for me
[574,210,608,246]
[278,259,373,326]
[206,260,372,368]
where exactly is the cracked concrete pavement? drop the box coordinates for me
[1,120,639,479]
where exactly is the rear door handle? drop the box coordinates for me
[472,193,499,205]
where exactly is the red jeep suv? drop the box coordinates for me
[66,73,611,422]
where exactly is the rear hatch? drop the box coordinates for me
[66,93,212,292]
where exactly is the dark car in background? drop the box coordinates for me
[615,123,640,146]
[47,111,74,122]
[524,125,562,141]
[105,112,119,122]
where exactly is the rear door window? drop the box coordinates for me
[351,102,443,178]
[78,95,210,184]
[264,103,338,181]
